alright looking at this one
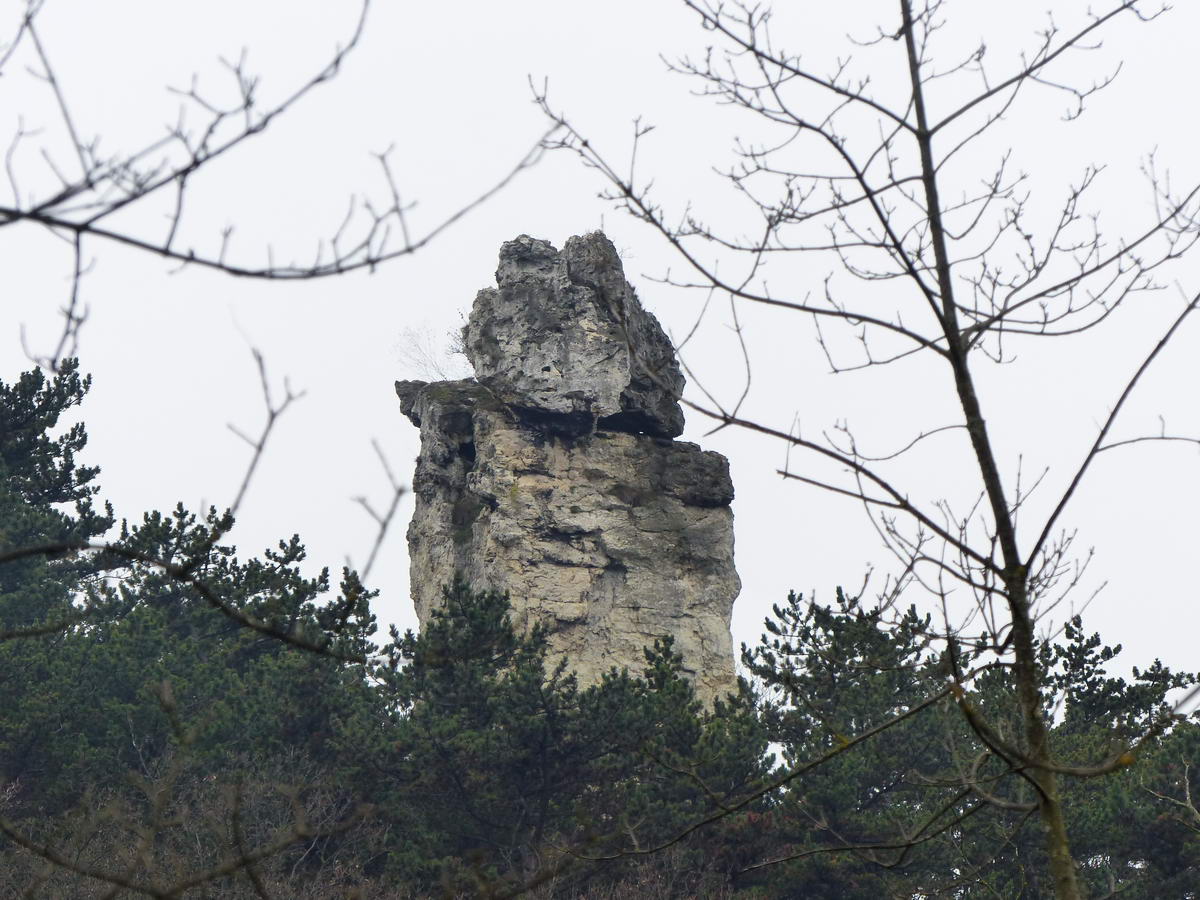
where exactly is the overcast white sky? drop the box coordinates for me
[3,1,1197,677]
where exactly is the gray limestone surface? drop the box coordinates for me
[398,232,739,703]
[463,233,686,438]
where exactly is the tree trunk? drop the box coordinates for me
[899,1,1084,894]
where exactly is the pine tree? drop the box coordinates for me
[0,361,114,804]
[742,589,1200,896]
[0,363,381,894]
[350,579,771,896]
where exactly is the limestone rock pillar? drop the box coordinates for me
[397,232,740,703]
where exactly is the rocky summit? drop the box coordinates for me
[397,232,739,703]
[463,233,685,438]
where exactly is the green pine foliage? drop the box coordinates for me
[1,360,1197,897]
[345,579,771,896]
[742,589,1200,897]
[0,364,382,893]
[0,361,115,810]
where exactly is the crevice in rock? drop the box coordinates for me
[457,440,477,468]
[509,405,595,439]
[596,410,658,437]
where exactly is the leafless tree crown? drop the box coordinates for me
[537,2,1199,895]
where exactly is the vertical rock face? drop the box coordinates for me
[398,233,739,703]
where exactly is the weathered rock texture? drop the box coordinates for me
[398,233,739,703]
[464,233,685,438]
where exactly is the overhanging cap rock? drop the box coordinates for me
[463,232,685,438]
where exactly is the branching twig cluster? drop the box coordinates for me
[534,1,1198,893]
[1,0,554,371]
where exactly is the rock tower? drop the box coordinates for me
[397,233,740,702]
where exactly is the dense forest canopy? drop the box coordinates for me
[1,363,1197,897]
